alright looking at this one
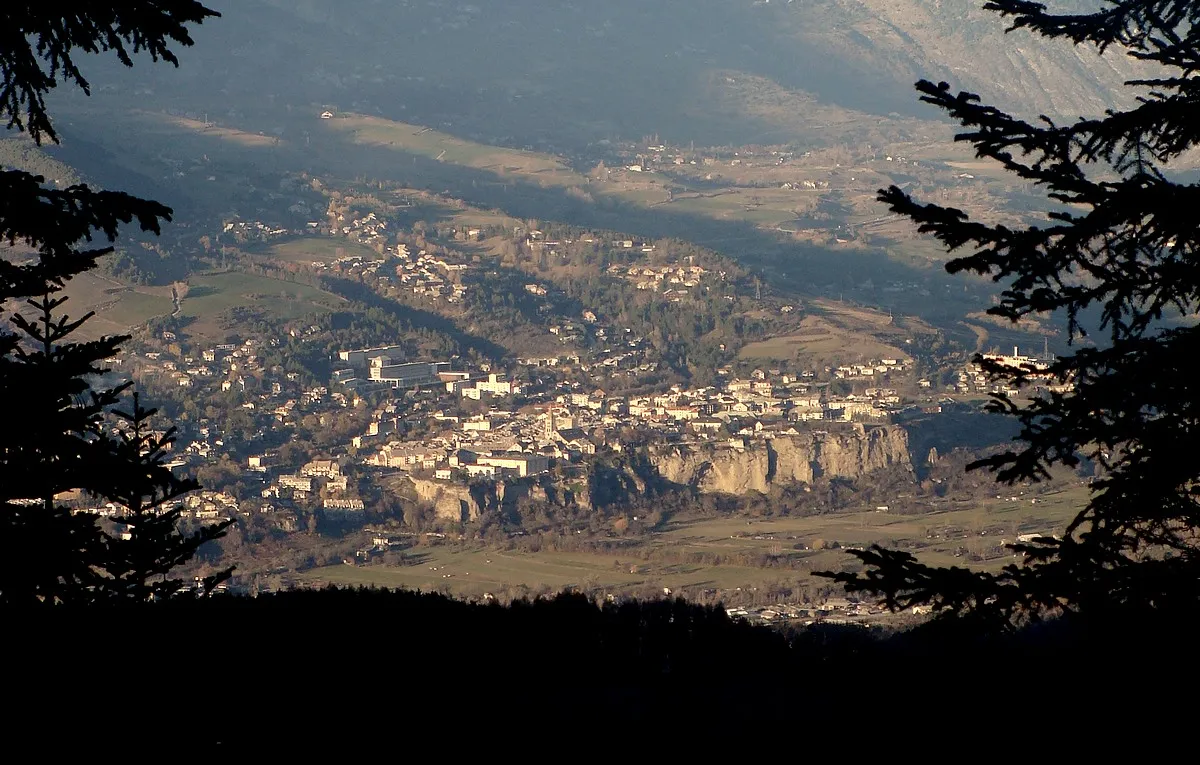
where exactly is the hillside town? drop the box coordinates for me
[50,156,1074,612]
[105,321,945,530]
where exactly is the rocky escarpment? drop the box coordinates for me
[409,478,491,523]
[408,475,589,521]
[650,424,911,495]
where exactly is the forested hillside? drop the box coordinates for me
[0,138,82,187]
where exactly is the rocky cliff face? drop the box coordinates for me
[408,474,589,521]
[409,477,489,523]
[656,443,774,495]
[404,427,910,517]
[650,425,911,495]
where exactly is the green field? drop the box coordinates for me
[57,272,174,339]
[667,189,807,227]
[178,271,345,339]
[304,547,791,599]
[102,290,175,329]
[59,268,348,340]
[266,237,380,264]
[659,486,1088,572]
[321,114,818,229]
[303,483,1090,601]
[739,316,908,365]
[323,114,583,188]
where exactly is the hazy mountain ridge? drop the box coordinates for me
[125,0,1144,152]
[816,0,1144,117]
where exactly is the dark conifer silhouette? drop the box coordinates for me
[100,394,233,601]
[825,0,1200,626]
[0,3,224,604]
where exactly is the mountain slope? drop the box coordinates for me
[82,0,1141,152]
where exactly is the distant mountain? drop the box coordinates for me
[91,0,1143,152]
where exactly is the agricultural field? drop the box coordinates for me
[176,271,345,339]
[50,268,348,342]
[58,272,175,340]
[666,188,801,228]
[738,314,908,366]
[315,114,803,225]
[302,482,1090,602]
[447,208,521,231]
[658,483,1089,573]
[264,237,380,265]
[303,546,796,601]
[162,115,278,148]
[321,114,582,188]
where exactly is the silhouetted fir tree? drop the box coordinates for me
[0,3,225,604]
[825,0,1200,627]
[100,394,233,601]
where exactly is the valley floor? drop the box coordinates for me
[296,483,1089,616]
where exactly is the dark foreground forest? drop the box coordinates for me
[11,587,1197,747]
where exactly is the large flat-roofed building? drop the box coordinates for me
[474,373,516,396]
[338,345,406,369]
[476,453,550,478]
[368,361,451,389]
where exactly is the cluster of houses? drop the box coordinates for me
[392,244,469,303]
[121,335,368,526]
[181,491,241,522]
[254,457,363,513]
[779,180,831,190]
[613,360,912,428]
[136,335,348,430]
[518,320,657,377]
[363,408,577,480]
[606,261,720,296]
[304,240,472,305]
[955,346,1072,397]
[305,251,389,279]
[221,219,292,242]
[133,336,275,396]
[71,489,239,525]
[726,597,887,627]
[333,210,390,249]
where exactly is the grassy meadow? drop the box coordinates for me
[177,271,345,338]
[738,314,909,366]
[322,114,581,187]
[57,269,346,342]
[303,483,1090,601]
[60,272,174,339]
[265,237,380,264]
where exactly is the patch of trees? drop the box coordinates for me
[100,240,196,285]
[0,137,81,187]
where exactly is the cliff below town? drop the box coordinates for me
[649,424,911,495]
[408,474,590,522]
[404,425,912,519]
[409,477,491,523]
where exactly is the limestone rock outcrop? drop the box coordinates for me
[409,477,488,522]
[649,424,910,495]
